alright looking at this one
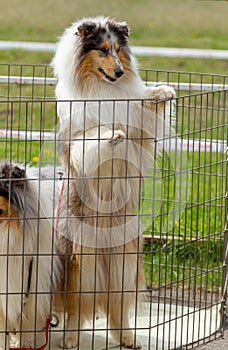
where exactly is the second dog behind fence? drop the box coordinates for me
[0,163,61,349]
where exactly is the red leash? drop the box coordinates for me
[10,179,65,349]
[55,178,65,236]
[10,317,51,350]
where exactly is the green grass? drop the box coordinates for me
[142,149,225,289]
[0,0,227,292]
[144,238,224,291]
[1,0,228,49]
[0,0,228,74]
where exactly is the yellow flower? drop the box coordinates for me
[149,22,156,29]
[192,31,199,39]
[32,156,39,162]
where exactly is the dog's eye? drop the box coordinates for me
[100,47,108,55]
[0,209,3,216]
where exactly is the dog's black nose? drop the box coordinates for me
[114,67,124,78]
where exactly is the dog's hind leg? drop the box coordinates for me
[109,296,142,349]
[59,256,80,349]
[0,313,9,350]
[108,249,143,349]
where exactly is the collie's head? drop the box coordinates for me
[52,16,138,96]
[0,162,26,231]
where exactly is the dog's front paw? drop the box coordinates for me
[146,85,176,102]
[110,130,125,144]
[103,130,125,144]
[0,336,9,350]
[122,331,142,349]
[21,332,45,349]
[59,334,78,349]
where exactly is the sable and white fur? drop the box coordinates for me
[0,162,61,349]
[52,16,175,349]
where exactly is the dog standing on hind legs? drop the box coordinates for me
[52,16,176,349]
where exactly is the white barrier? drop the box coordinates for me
[0,129,54,141]
[0,40,228,59]
[0,41,56,53]
[0,75,56,86]
[133,46,228,59]
[0,75,227,92]
[0,128,225,153]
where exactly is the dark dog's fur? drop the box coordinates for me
[0,162,61,349]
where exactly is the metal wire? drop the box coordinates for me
[0,63,227,350]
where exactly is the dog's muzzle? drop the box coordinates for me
[114,66,124,78]
[98,66,124,82]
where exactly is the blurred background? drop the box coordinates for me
[0,0,227,74]
[0,2,227,348]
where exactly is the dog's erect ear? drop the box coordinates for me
[0,163,25,188]
[76,21,97,37]
[109,21,129,38]
[116,23,129,37]
[0,162,26,208]
[0,162,26,211]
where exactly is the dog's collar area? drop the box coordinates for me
[98,68,117,83]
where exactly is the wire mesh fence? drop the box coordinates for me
[0,63,227,350]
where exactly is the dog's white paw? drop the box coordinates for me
[21,332,45,349]
[103,130,125,144]
[59,334,78,349]
[0,333,8,350]
[0,341,9,350]
[146,85,176,102]
[122,332,142,349]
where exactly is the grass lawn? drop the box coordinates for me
[0,0,228,74]
[0,0,227,292]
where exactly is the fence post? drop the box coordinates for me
[221,128,228,332]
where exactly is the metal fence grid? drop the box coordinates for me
[0,63,227,350]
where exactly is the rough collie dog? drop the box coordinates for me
[52,16,175,349]
[0,162,61,349]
